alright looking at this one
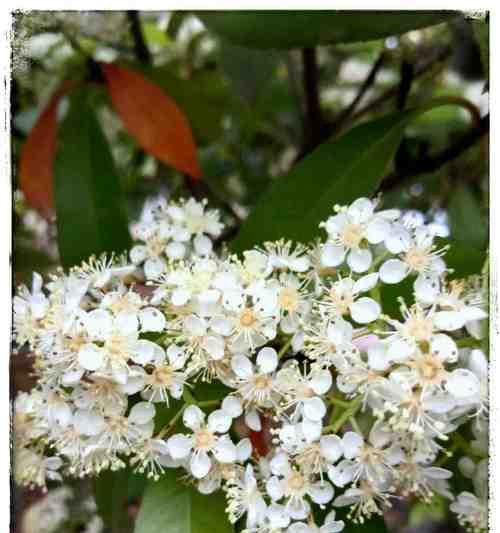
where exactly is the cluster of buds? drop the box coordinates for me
[13,197,488,532]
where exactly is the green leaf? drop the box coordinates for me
[230,109,416,252]
[94,468,134,533]
[442,240,486,279]
[197,11,456,49]
[54,87,131,268]
[448,185,488,250]
[472,15,489,80]
[134,471,232,533]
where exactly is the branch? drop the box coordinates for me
[351,46,452,123]
[329,51,386,135]
[397,59,414,110]
[301,47,326,152]
[127,11,151,64]
[379,113,489,192]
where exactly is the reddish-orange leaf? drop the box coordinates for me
[18,83,72,217]
[101,63,202,180]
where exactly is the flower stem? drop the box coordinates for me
[278,337,293,359]
[324,395,363,434]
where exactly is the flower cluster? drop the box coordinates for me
[13,196,488,532]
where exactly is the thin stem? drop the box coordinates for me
[329,396,351,409]
[156,404,187,438]
[324,396,363,434]
[127,11,152,64]
[301,47,325,152]
[349,416,363,435]
[278,337,294,359]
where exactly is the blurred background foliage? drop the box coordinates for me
[11,10,489,533]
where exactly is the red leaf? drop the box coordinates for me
[18,83,73,217]
[101,63,202,180]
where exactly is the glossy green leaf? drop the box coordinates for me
[54,87,131,268]
[197,11,456,49]
[94,468,135,533]
[442,240,486,279]
[231,110,414,252]
[134,471,232,533]
[448,185,488,250]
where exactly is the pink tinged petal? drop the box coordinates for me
[353,273,379,294]
[342,432,363,459]
[213,438,237,463]
[222,396,243,418]
[167,434,192,459]
[349,297,381,324]
[320,435,343,463]
[165,241,186,260]
[303,397,326,421]
[208,409,232,433]
[353,334,379,352]
[430,334,458,362]
[183,405,205,430]
[245,409,262,431]
[309,481,334,504]
[309,370,332,395]
[139,307,166,332]
[78,343,104,371]
[266,476,284,501]
[231,355,254,379]
[347,248,372,273]
[446,369,481,399]
[321,244,346,267]
[190,451,211,479]
[202,336,225,360]
[434,311,466,331]
[257,347,278,373]
[379,259,408,284]
[193,234,213,256]
[144,257,165,279]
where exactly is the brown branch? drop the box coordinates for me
[379,113,489,192]
[397,59,414,110]
[301,47,326,152]
[329,51,386,135]
[127,11,151,64]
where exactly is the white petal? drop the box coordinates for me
[73,410,105,436]
[129,401,155,424]
[328,460,356,487]
[321,244,345,267]
[342,432,363,459]
[130,245,147,264]
[222,396,243,418]
[347,248,372,273]
[208,409,232,434]
[414,275,440,305]
[366,217,391,244]
[115,312,139,335]
[309,481,334,504]
[309,371,332,395]
[349,297,380,324]
[353,272,379,294]
[387,338,413,362]
[132,340,164,366]
[201,336,225,360]
[84,309,113,339]
[446,369,480,399]
[231,355,254,379]
[193,234,213,256]
[367,342,390,370]
[257,347,278,373]
[301,418,322,442]
[213,438,237,463]
[320,435,343,463]
[245,409,261,431]
[139,307,166,332]
[144,257,165,279]
[78,344,104,371]
[165,242,186,260]
[266,476,284,501]
[184,315,207,336]
[183,405,205,430]
[379,259,408,284]
[303,397,326,421]
[236,438,252,461]
[266,503,290,528]
[430,334,458,362]
[434,311,466,331]
[190,451,211,479]
[167,434,192,459]
[172,288,191,307]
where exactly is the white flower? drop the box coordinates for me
[318,275,381,324]
[167,405,237,479]
[261,240,310,272]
